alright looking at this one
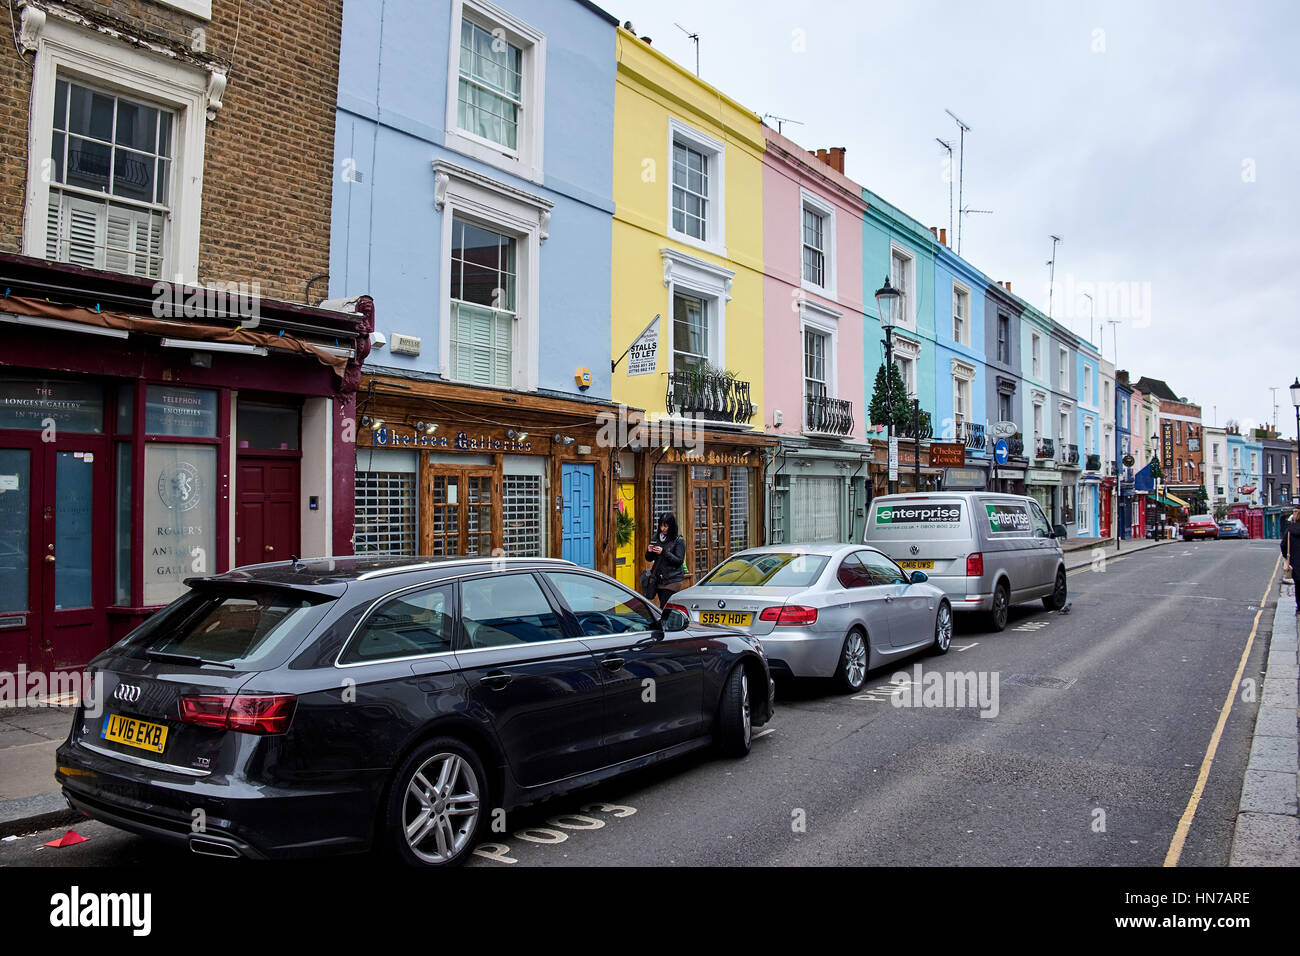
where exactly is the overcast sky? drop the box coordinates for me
[611,0,1300,438]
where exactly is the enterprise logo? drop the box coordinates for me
[876,504,962,524]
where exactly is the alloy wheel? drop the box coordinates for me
[402,752,481,865]
[935,604,952,651]
[740,672,751,747]
[845,632,868,688]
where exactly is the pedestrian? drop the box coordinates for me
[643,512,687,607]
[1282,506,1300,614]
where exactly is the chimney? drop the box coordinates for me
[827,147,846,173]
[930,226,938,239]
[939,227,947,246]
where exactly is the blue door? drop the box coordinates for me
[561,463,595,568]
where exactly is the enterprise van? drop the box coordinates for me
[864,492,1067,631]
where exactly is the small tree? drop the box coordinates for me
[1213,502,1229,522]
[1148,457,1164,481]
[869,362,916,433]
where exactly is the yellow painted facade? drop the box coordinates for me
[610,28,766,425]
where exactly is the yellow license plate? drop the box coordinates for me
[697,611,752,627]
[101,713,169,754]
[896,559,934,570]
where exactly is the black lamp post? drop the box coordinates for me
[1290,378,1300,502]
[875,277,902,494]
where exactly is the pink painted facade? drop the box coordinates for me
[760,128,868,444]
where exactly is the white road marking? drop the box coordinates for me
[954,642,980,652]
[754,728,776,739]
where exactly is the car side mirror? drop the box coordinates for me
[661,606,690,632]
[910,571,929,584]
[1052,524,1068,539]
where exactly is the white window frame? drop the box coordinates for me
[1032,393,1045,445]
[800,301,840,434]
[661,246,733,396]
[22,13,213,283]
[951,281,971,347]
[444,0,546,185]
[799,189,836,297]
[1083,364,1093,406]
[159,1,211,17]
[667,117,726,257]
[434,159,552,391]
[1031,332,1042,379]
[951,358,975,432]
[889,243,916,331]
[891,331,921,400]
[1058,346,1069,392]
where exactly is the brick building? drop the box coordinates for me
[1134,376,1204,512]
[0,1,366,677]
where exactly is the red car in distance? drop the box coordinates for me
[1182,514,1219,540]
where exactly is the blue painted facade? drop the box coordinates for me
[1116,377,1134,537]
[932,245,989,476]
[330,0,617,398]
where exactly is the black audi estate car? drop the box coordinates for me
[56,556,774,866]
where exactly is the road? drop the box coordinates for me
[0,539,1281,868]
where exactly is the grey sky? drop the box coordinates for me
[610,0,1300,438]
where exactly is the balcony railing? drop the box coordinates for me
[900,418,933,441]
[1035,437,1055,459]
[1007,435,1025,457]
[1086,453,1101,471]
[804,391,855,437]
[666,372,756,424]
[964,422,986,449]
[1059,443,1080,466]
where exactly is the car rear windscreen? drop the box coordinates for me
[867,500,967,537]
[699,553,829,588]
[124,586,335,668]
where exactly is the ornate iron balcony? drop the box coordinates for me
[1035,437,1055,459]
[804,391,854,436]
[1087,453,1102,471]
[1007,435,1025,457]
[963,422,986,449]
[666,371,756,424]
[900,418,933,440]
[1059,443,1081,466]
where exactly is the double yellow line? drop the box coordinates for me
[1163,553,1282,866]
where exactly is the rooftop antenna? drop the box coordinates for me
[945,109,971,253]
[1271,387,1279,430]
[958,205,992,252]
[1106,318,1120,366]
[936,138,954,244]
[674,22,700,76]
[762,113,804,136]
[1046,234,1062,320]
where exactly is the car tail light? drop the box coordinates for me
[966,552,984,577]
[179,694,296,735]
[758,605,818,625]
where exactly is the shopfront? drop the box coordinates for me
[869,439,944,496]
[354,375,620,575]
[1027,468,1061,527]
[769,442,870,546]
[0,259,368,676]
[629,429,776,586]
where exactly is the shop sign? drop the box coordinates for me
[627,315,660,376]
[944,467,986,490]
[888,437,898,482]
[0,378,104,433]
[990,421,1017,439]
[662,447,753,466]
[145,386,218,438]
[1161,422,1174,468]
[929,442,965,467]
[372,425,533,453]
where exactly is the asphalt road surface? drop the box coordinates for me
[1,539,1281,868]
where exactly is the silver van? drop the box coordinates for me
[863,492,1067,631]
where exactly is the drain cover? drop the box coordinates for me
[1004,673,1077,690]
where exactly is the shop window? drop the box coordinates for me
[730,467,751,551]
[116,384,134,434]
[793,475,841,542]
[0,376,104,433]
[115,443,131,605]
[355,450,419,556]
[142,444,217,606]
[652,465,679,526]
[502,473,544,557]
[0,450,31,614]
[144,385,217,438]
[237,402,299,451]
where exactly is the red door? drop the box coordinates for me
[0,433,110,675]
[235,457,300,567]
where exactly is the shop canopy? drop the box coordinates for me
[1153,492,1190,509]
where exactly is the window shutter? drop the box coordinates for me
[64,197,105,269]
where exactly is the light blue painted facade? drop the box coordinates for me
[329,0,618,398]
[1228,432,1264,506]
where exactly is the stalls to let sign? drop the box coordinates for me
[888,437,899,482]
[626,315,660,376]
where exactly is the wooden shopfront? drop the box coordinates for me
[354,376,620,576]
[631,430,777,586]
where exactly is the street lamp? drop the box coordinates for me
[876,277,901,494]
[1291,377,1300,442]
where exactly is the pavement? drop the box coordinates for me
[1229,585,1300,866]
[0,705,79,838]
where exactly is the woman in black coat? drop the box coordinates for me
[644,512,687,607]
[1282,507,1300,614]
